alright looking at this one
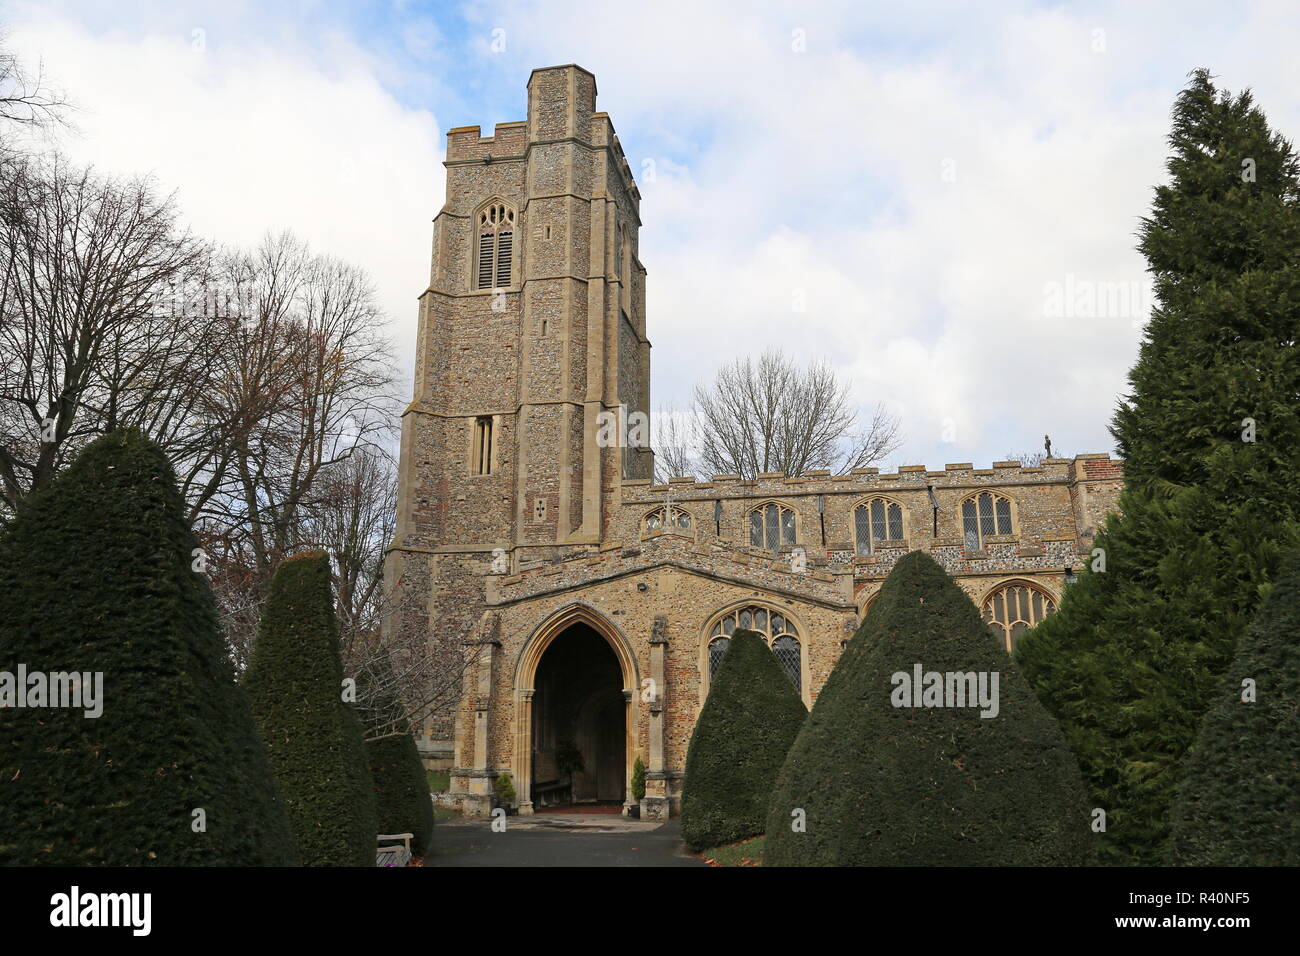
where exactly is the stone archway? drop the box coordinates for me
[513,605,637,815]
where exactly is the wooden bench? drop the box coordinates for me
[376,833,413,867]
[532,779,571,807]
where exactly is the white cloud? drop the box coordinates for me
[470,0,1299,467]
[8,0,1299,471]
[6,8,443,393]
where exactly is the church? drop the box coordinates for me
[384,65,1124,819]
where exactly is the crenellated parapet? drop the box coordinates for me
[624,456,1110,502]
[444,122,530,164]
[614,454,1123,586]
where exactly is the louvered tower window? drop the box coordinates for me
[476,202,515,290]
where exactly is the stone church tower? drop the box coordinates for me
[386,65,651,795]
[389,66,1125,820]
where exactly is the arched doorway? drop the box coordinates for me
[528,623,627,808]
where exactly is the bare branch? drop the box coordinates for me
[690,348,902,479]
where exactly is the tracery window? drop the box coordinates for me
[706,604,801,692]
[981,582,1056,653]
[961,491,1013,551]
[854,497,904,555]
[644,506,691,534]
[771,636,801,690]
[476,202,515,290]
[749,502,796,551]
[707,636,730,684]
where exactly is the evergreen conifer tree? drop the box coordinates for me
[765,552,1092,866]
[681,629,807,852]
[244,551,379,866]
[1018,70,1300,864]
[0,430,297,865]
[1169,551,1300,865]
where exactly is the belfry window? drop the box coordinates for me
[749,502,796,551]
[476,202,515,290]
[854,498,904,555]
[961,492,1013,551]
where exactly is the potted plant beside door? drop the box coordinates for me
[629,756,646,818]
[493,773,517,815]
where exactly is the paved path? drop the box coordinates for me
[427,814,705,867]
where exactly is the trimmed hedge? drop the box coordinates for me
[764,551,1093,866]
[0,429,296,865]
[681,629,807,852]
[244,551,378,866]
[367,732,435,856]
[1169,551,1300,865]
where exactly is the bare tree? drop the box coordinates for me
[0,155,210,512]
[301,446,397,652]
[350,616,485,742]
[690,349,901,479]
[189,233,398,575]
[0,36,71,133]
[1005,448,1068,467]
[651,402,698,483]
[189,234,399,669]
[266,444,480,740]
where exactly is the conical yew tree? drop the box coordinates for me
[1018,69,1300,864]
[0,429,297,865]
[764,552,1092,866]
[367,732,435,857]
[681,629,807,852]
[244,551,378,866]
[1168,551,1300,865]
[360,656,435,858]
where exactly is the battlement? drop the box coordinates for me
[591,115,641,202]
[444,65,640,201]
[445,122,529,163]
[623,454,1122,503]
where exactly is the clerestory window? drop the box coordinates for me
[961,492,1013,551]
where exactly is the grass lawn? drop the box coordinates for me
[700,835,765,867]
[426,769,459,822]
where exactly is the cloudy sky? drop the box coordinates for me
[8,0,1298,470]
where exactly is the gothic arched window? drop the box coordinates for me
[854,497,904,555]
[476,202,515,290]
[707,636,730,683]
[772,635,801,690]
[749,502,796,551]
[706,604,801,692]
[981,582,1056,652]
[644,505,691,534]
[961,491,1014,551]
